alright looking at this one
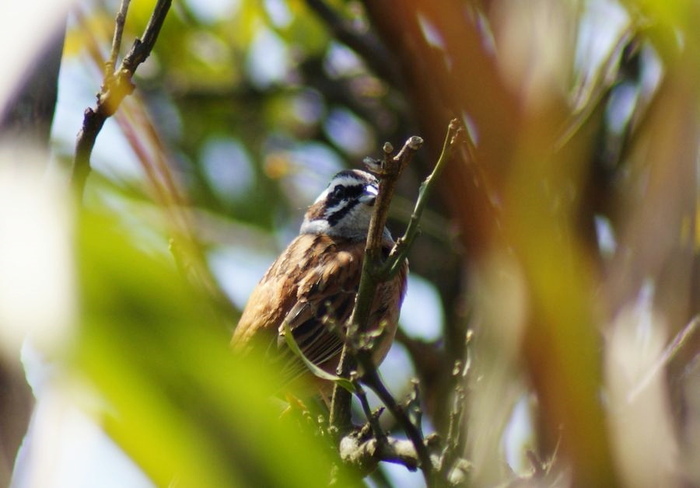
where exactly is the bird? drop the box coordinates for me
[231,169,408,396]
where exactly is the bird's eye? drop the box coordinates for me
[333,186,348,199]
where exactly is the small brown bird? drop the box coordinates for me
[232,169,408,394]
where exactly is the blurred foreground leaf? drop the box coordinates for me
[71,209,354,488]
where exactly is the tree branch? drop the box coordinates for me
[72,0,172,199]
[330,136,422,436]
[438,353,470,482]
[360,369,435,484]
[328,120,463,485]
[105,0,131,78]
[382,119,463,277]
[339,431,421,473]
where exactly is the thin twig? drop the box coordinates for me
[443,331,472,474]
[106,0,131,78]
[72,0,172,198]
[123,0,171,71]
[627,315,700,402]
[353,377,385,443]
[439,382,467,480]
[329,351,357,436]
[70,2,237,326]
[361,368,434,484]
[383,119,463,277]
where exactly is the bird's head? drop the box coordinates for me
[300,169,382,241]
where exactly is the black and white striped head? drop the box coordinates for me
[300,169,382,240]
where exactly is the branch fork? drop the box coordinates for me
[72,0,172,198]
[322,120,464,486]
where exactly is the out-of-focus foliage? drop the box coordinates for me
[8,0,699,486]
[71,207,355,488]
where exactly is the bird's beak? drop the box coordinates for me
[359,184,378,206]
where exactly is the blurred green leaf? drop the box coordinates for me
[71,208,355,487]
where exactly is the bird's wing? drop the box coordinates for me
[276,246,361,382]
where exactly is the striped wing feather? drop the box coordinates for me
[233,234,364,385]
